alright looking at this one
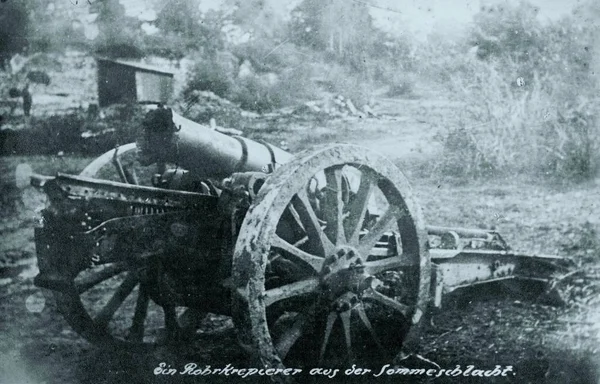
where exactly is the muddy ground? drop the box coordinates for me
[1,92,599,384]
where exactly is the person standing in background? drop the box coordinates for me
[22,82,31,117]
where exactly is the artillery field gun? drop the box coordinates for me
[30,106,569,381]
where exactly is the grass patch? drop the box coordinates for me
[423,3,599,181]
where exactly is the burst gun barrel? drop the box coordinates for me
[138,107,292,178]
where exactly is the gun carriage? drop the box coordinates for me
[31,107,568,378]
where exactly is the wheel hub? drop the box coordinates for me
[320,246,377,302]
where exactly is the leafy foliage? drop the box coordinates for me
[470,2,542,61]
[93,0,145,58]
[429,1,600,180]
[182,47,315,113]
[183,55,236,99]
[0,1,29,64]
[289,0,327,50]
[1,104,145,156]
[225,0,286,40]
[148,1,225,59]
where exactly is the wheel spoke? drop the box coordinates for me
[272,234,324,272]
[267,296,313,326]
[94,273,138,329]
[127,283,149,342]
[292,191,335,256]
[178,308,207,331]
[361,288,411,318]
[263,278,320,306]
[318,311,338,364]
[275,309,310,359]
[355,302,385,354]
[292,236,309,248]
[112,147,129,183]
[268,255,307,280]
[128,167,139,185]
[163,304,179,338]
[113,162,128,183]
[364,255,416,275]
[344,172,374,245]
[76,262,128,293]
[358,207,400,256]
[339,309,354,362]
[122,165,139,185]
[226,145,430,372]
[286,204,306,233]
[322,167,346,245]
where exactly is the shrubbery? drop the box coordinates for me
[1,104,145,156]
[7,0,594,184]
[182,43,315,113]
[425,2,599,180]
[386,72,415,98]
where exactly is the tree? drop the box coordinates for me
[289,0,328,50]
[93,0,145,58]
[289,0,375,58]
[27,0,87,53]
[148,0,224,59]
[155,0,201,39]
[289,0,380,79]
[572,0,600,84]
[224,0,285,40]
[0,1,29,69]
[469,2,543,61]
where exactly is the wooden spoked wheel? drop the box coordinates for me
[232,144,430,372]
[52,144,198,348]
[79,143,148,184]
[54,263,164,348]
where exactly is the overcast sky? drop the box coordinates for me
[121,0,580,40]
[371,0,580,39]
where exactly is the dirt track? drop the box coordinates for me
[1,96,599,384]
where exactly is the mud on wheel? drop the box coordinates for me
[232,144,430,376]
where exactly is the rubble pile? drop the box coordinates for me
[295,94,377,119]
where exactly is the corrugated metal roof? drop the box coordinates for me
[96,58,174,77]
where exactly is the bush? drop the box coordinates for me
[319,63,372,107]
[435,126,496,178]
[541,101,598,178]
[182,44,316,113]
[231,40,301,73]
[176,90,245,129]
[1,104,145,156]
[182,56,236,100]
[435,58,599,179]
[231,75,278,112]
[386,73,415,98]
[428,3,599,180]
[230,66,315,113]
[469,2,543,62]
